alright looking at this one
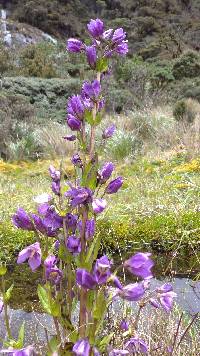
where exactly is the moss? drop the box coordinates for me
[97,211,200,254]
[0,222,35,263]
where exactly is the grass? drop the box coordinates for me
[1,153,200,266]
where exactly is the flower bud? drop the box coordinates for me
[87,19,104,38]
[92,198,107,214]
[67,114,81,131]
[102,124,116,139]
[106,176,123,194]
[67,38,83,52]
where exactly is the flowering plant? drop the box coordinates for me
[0,19,176,355]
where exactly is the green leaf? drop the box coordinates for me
[84,110,94,125]
[50,299,61,317]
[86,233,101,267]
[96,58,108,73]
[93,289,107,320]
[47,336,60,355]
[15,322,25,349]
[5,284,14,302]
[86,290,95,311]
[94,113,102,126]
[98,333,114,352]
[37,284,60,317]
[37,284,51,314]
[0,264,7,276]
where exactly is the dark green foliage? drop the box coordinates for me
[172,51,200,79]
[18,43,57,78]
[0,223,35,263]
[173,98,200,123]
[0,92,38,159]
[98,211,200,255]
[2,76,81,122]
[0,42,12,75]
[173,100,188,122]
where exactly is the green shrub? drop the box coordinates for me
[173,98,200,123]
[0,222,35,263]
[172,51,200,79]
[0,42,12,75]
[105,130,143,160]
[18,42,57,78]
[97,211,200,255]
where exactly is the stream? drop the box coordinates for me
[0,259,200,352]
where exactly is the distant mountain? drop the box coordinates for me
[1,0,200,59]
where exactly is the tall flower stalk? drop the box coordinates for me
[6,19,177,355]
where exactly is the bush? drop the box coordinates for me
[98,211,200,257]
[173,98,200,123]
[18,42,57,78]
[172,50,200,79]
[104,129,143,160]
[0,92,38,159]
[0,42,12,75]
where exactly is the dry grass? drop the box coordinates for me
[36,122,76,158]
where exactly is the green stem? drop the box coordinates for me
[1,276,11,339]
[79,208,88,338]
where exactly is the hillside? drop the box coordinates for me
[1,0,200,59]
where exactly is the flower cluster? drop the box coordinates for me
[5,18,177,356]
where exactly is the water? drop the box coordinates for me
[0,8,12,46]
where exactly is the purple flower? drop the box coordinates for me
[17,242,41,271]
[66,186,93,208]
[52,181,61,196]
[37,203,49,215]
[106,176,123,194]
[102,124,116,139]
[92,198,107,214]
[94,255,112,284]
[78,218,95,240]
[67,38,83,52]
[63,134,76,141]
[65,213,78,233]
[68,95,84,118]
[71,153,83,168]
[156,283,173,293]
[43,208,63,230]
[111,275,123,290]
[112,28,127,44]
[1,346,35,355]
[125,337,148,354]
[87,19,104,38]
[116,41,128,56]
[149,298,160,309]
[159,291,177,313]
[85,219,95,240]
[120,319,129,331]
[44,255,62,284]
[124,252,154,279]
[12,208,34,231]
[99,162,114,183]
[86,46,97,67]
[118,283,145,301]
[82,80,101,100]
[66,235,81,255]
[67,114,82,131]
[49,165,60,182]
[103,29,113,40]
[0,300,4,314]
[76,268,97,289]
[73,338,90,356]
[54,240,60,250]
[31,214,58,237]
